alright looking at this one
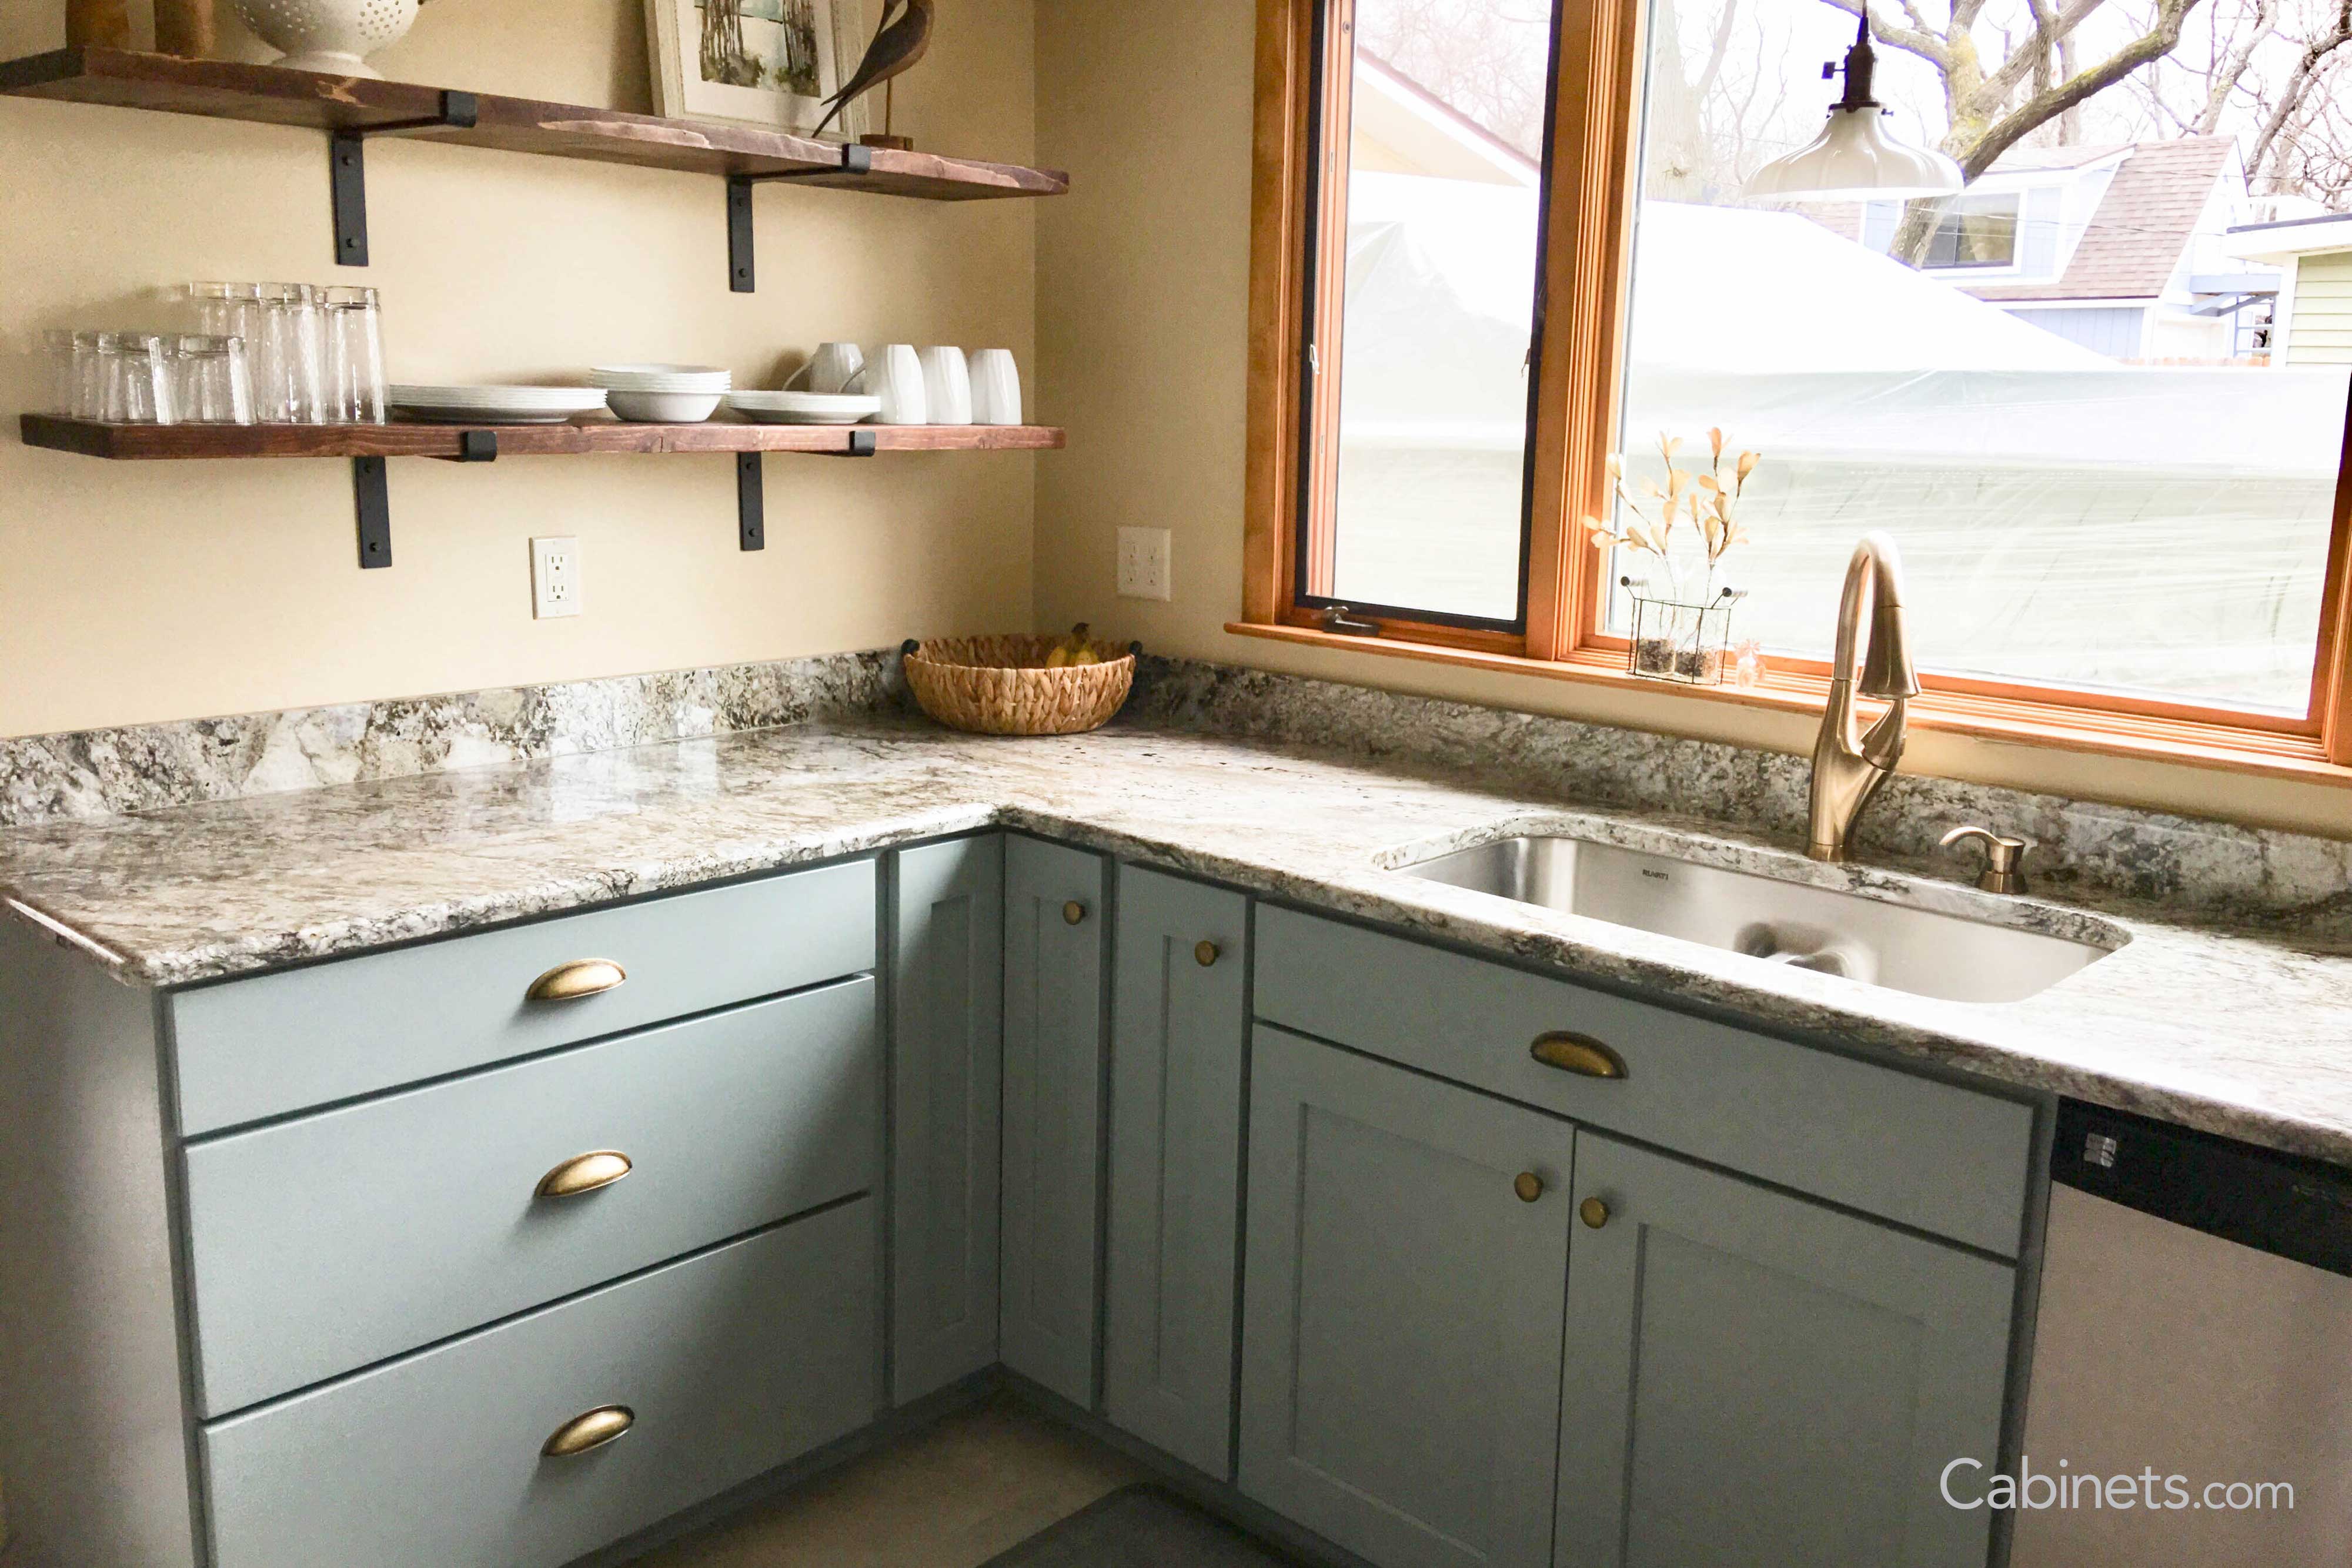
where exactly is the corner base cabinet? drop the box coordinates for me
[0,835,2041,1568]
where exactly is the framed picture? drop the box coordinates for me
[646,0,871,141]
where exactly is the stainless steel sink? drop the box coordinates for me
[1403,835,2118,1004]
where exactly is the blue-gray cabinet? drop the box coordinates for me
[1557,1134,2015,1568]
[887,835,1005,1405]
[1238,1025,1576,1568]
[1103,866,1250,1479]
[203,1201,878,1568]
[999,835,1110,1407]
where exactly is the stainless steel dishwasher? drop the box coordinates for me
[2010,1099,2352,1568]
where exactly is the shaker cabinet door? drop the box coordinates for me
[888,835,1004,1405]
[1103,867,1250,1479]
[1239,1025,1574,1568]
[1558,1132,2016,1568]
[1000,835,1110,1407]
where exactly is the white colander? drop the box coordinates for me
[226,0,426,79]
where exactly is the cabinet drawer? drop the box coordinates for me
[170,859,877,1135]
[1255,906,2035,1256]
[201,1200,879,1568]
[185,978,877,1415]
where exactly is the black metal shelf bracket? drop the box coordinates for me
[736,430,876,549]
[351,430,495,568]
[726,143,875,292]
[737,453,765,550]
[353,457,391,568]
[332,91,482,267]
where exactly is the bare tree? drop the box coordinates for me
[700,0,749,88]
[1354,0,1556,158]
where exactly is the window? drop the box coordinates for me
[1922,192,2019,268]
[1245,0,2352,777]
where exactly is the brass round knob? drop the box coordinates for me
[1195,940,1220,968]
[1579,1196,1611,1229]
[1513,1172,1544,1203]
[1063,901,1086,925]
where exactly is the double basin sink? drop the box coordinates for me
[1401,834,2120,1004]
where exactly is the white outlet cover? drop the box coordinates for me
[1117,526,1172,602]
[532,536,581,619]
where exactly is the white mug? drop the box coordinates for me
[786,340,864,396]
[845,344,926,424]
[967,349,1022,426]
[918,346,973,426]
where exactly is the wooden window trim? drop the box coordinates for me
[1241,0,2352,786]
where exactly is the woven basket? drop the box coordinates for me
[903,633,1137,737]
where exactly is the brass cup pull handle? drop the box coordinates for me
[1195,940,1221,968]
[1514,1171,1544,1203]
[536,1150,633,1199]
[1063,901,1087,926]
[526,959,627,1004]
[1579,1196,1611,1229]
[542,1404,634,1458]
[1531,1031,1628,1081]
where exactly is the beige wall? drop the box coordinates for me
[1031,0,2352,836]
[0,0,1038,738]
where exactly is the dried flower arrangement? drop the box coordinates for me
[1585,429,1763,682]
[1583,427,1762,602]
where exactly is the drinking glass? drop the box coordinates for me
[321,285,387,424]
[72,330,108,419]
[100,334,175,424]
[255,282,325,424]
[42,329,79,416]
[171,335,255,424]
[185,281,262,343]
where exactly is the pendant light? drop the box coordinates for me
[1745,11,1965,202]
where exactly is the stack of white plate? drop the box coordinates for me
[726,390,882,426]
[388,385,610,424]
[589,364,731,423]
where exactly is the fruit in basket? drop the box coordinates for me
[1045,623,1100,668]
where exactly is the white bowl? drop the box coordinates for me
[607,389,724,423]
[727,391,881,425]
[226,0,420,79]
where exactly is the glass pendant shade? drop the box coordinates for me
[1746,105,1965,202]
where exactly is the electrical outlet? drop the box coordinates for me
[1117,527,1172,601]
[532,536,581,620]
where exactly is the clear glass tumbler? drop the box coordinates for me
[100,334,176,424]
[172,335,255,424]
[186,281,262,343]
[42,329,78,416]
[255,282,326,424]
[321,285,387,424]
[72,330,108,419]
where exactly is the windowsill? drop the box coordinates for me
[1225,620,2352,786]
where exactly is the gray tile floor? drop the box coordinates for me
[633,1396,1145,1568]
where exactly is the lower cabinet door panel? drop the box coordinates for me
[1558,1134,2015,1568]
[1104,867,1250,1479]
[201,1201,880,1568]
[1000,835,1109,1407]
[889,836,1004,1405]
[1239,1025,1574,1568]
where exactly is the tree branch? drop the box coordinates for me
[1960,0,2209,178]
[1974,0,2106,109]
[1816,0,1951,72]
[2250,0,2352,176]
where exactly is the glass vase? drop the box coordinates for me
[1625,580,1745,685]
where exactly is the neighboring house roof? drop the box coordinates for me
[1978,142,2132,172]
[2225,210,2352,260]
[1349,52,1539,188]
[1969,135,2236,302]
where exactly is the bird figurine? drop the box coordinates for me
[814,0,934,141]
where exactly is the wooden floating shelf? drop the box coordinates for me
[21,416,1068,462]
[0,48,1069,201]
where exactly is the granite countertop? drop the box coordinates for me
[5,713,2349,1168]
